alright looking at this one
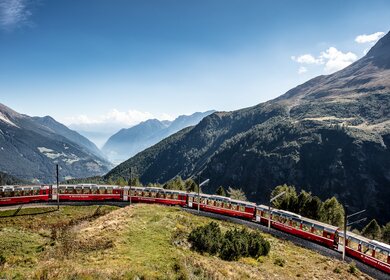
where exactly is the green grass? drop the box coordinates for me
[0,204,371,280]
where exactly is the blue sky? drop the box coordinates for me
[0,0,389,145]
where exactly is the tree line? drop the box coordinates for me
[270,184,390,243]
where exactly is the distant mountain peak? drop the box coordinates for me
[102,110,215,164]
[0,103,112,182]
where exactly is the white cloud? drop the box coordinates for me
[0,0,32,31]
[292,47,357,74]
[298,66,307,74]
[291,54,323,64]
[355,32,385,44]
[319,47,357,73]
[64,109,175,127]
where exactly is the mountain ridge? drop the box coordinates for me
[0,103,112,183]
[102,110,215,164]
[106,31,390,223]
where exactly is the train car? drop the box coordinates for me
[187,193,256,220]
[337,231,390,274]
[256,205,338,248]
[0,185,50,205]
[126,186,187,206]
[58,184,123,201]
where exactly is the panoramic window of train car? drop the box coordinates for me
[215,199,222,207]
[239,205,245,212]
[301,221,311,232]
[66,187,75,194]
[75,186,82,194]
[13,188,22,196]
[59,187,66,194]
[107,187,113,194]
[207,199,214,206]
[91,187,98,194]
[347,238,359,251]
[375,247,388,262]
[173,192,178,200]
[290,219,299,229]
[201,197,207,205]
[151,190,157,197]
[4,188,13,197]
[0,188,3,197]
[82,187,90,194]
[224,201,231,209]
[261,209,270,218]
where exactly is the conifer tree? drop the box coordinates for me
[215,186,227,196]
[362,219,382,240]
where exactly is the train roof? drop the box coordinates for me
[339,230,371,244]
[300,216,338,232]
[370,240,390,252]
[229,198,256,207]
[257,204,338,232]
[0,185,48,190]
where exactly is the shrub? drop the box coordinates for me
[188,222,222,255]
[333,267,341,274]
[0,254,5,266]
[188,223,270,261]
[274,257,286,267]
[348,262,357,275]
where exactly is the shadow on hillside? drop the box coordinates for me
[0,205,58,218]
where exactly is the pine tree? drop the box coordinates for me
[319,197,344,227]
[128,177,142,187]
[227,187,247,201]
[270,184,298,212]
[382,222,390,243]
[115,177,127,187]
[215,186,227,196]
[302,196,322,220]
[185,179,199,192]
[362,219,382,240]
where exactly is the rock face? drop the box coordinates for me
[107,32,390,224]
[0,104,112,183]
[102,111,215,164]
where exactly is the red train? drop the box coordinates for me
[0,184,389,275]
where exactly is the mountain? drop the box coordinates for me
[0,103,112,183]
[106,32,390,224]
[102,111,215,164]
[0,171,26,185]
[32,115,106,160]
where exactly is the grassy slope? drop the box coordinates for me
[0,204,372,280]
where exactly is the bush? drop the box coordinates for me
[0,254,5,266]
[333,267,341,274]
[274,257,286,267]
[348,262,357,275]
[188,223,270,261]
[188,222,222,255]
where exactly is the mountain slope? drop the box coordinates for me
[0,104,112,183]
[32,115,107,160]
[107,32,390,223]
[102,111,215,164]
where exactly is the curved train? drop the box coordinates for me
[0,184,389,275]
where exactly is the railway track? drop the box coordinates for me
[0,202,389,279]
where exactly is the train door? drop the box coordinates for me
[188,196,193,207]
[50,185,58,201]
[123,187,129,201]
[335,232,344,252]
[255,208,261,222]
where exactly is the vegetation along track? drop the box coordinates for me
[0,201,388,280]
